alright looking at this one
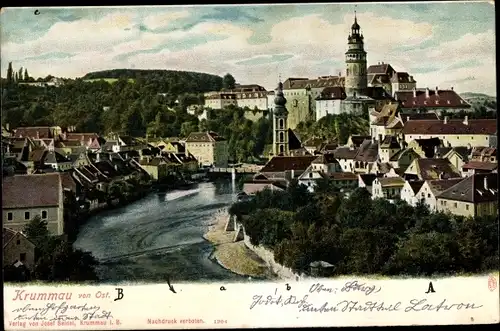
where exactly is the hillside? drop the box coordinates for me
[460,92,496,100]
[460,92,497,112]
[81,69,223,93]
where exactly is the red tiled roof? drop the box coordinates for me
[186,131,226,142]
[14,127,52,139]
[462,161,498,171]
[65,132,99,141]
[260,156,317,173]
[403,119,496,135]
[59,172,78,192]
[413,158,462,180]
[367,63,395,75]
[378,176,405,187]
[2,173,62,209]
[395,89,471,108]
[427,178,464,195]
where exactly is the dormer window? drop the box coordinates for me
[435,100,439,105]
[447,100,451,104]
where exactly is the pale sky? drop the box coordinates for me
[0,2,496,95]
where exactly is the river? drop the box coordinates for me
[74,180,249,283]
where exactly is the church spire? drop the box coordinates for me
[274,80,287,115]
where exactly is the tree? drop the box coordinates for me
[18,67,24,82]
[222,73,236,90]
[24,68,29,81]
[6,62,14,85]
[23,216,50,247]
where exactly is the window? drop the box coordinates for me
[454,202,457,208]
[466,205,469,211]
[20,253,26,261]
[309,172,313,178]
[16,240,20,245]
[7,212,13,221]
[427,193,431,198]
[24,212,30,220]
[41,210,47,219]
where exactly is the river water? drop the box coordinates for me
[74,180,248,283]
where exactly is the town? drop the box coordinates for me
[2,10,498,282]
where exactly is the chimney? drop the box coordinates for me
[96,153,100,163]
[434,145,438,157]
[435,86,439,96]
[484,175,488,190]
[413,87,417,98]
[406,116,410,122]
[410,75,414,82]
[463,116,469,125]
[36,131,40,139]
[451,86,454,91]
[444,116,448,124]
[425,88,430,98]
[291,169,295,179]
[6,123,9,131]
[338,72,341,77]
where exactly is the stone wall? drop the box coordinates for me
[241,226,306,281]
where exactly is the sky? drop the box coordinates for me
[0,2,496,96]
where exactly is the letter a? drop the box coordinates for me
[425,282,436,294]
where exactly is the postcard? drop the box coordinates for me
[1,1,499,329]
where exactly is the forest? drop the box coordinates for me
[229,181,498,276]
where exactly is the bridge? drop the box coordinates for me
[208,165,263,175]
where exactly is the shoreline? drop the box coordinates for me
[203,208,276,279]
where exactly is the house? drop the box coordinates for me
[368,102,403,140]
[138,157,170,181]
[172,152,199,173]
[371,176,406,201]
[21,148,47,174]
[462,161,498,176]
[162,141,186,154]
[441,147,470,171]
[44,151,73,171]
[242,178,287,196]
[333,146,358,172]
[358,173,378,193]
[258,155,318,182]
[395,87,471,114]
[3,228,36,271]
[390,72,417,95]
[185,131,229,167]
[14,126,62,139]
[353,139,379,173]
[2,174,65,235]
[367,62,397,95]
[297,165,328,192]
[400,180,425,206]
[414,178,464,212]
[347,135,372,148]
[310,153,341,175]
[303,137,325,154]
[436,173,498,217]
[404,158,462,181]
[315,86,346,119]
[408,138,442,158]
[387,148,420,172]
[470,147,497,163]
[378,135,401,163]
[402,117,496,148]
[328,172,359,192]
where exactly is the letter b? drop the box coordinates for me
[114,288,124,301]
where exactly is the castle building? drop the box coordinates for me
[272,82,289,157]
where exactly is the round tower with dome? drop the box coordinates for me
[345,11,368,98]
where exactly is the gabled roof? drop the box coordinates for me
[139,157,167,167]
[44,151,70,164]
[359,173,378,186]
[333,147,358,160]
[380,135,400,149]
[14,127,52,139]
[170,141,186,153]
[355,140,379,162]
[93,161,119,178]
[411,158,462,180]
[403,119,495,135]
[27,149,48,163]
[329,172,358,181]
[186,131,226,142]
[426,178,465,196]
[3,228,35,249]
[367,63,395,75]
[315,86,346,100]
[462,161,498,171]
[2,173,62,209]
[471,147,497,158]
[312,153,337,164]
[260,156,317,173]
[390,72,414,84]
[349,135,371,147]
[437,173,498,203]
[406,180,425,194]
[377,176,405,187]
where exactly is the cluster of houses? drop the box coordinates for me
[1,123,234,272]
[243,101,498,219]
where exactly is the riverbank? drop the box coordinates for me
[203,209,275,279]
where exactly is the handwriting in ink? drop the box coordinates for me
[34,10,40,15]
[12,302,113,321]
[404,299,482,312]
[341,280,381,296]
[309,283,337,294]
[114,288,124,301]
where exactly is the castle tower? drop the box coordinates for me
[272,81,289,157]
[345,12,367,98]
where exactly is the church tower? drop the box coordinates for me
[272,81,289,157]
[345,12,367,98]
